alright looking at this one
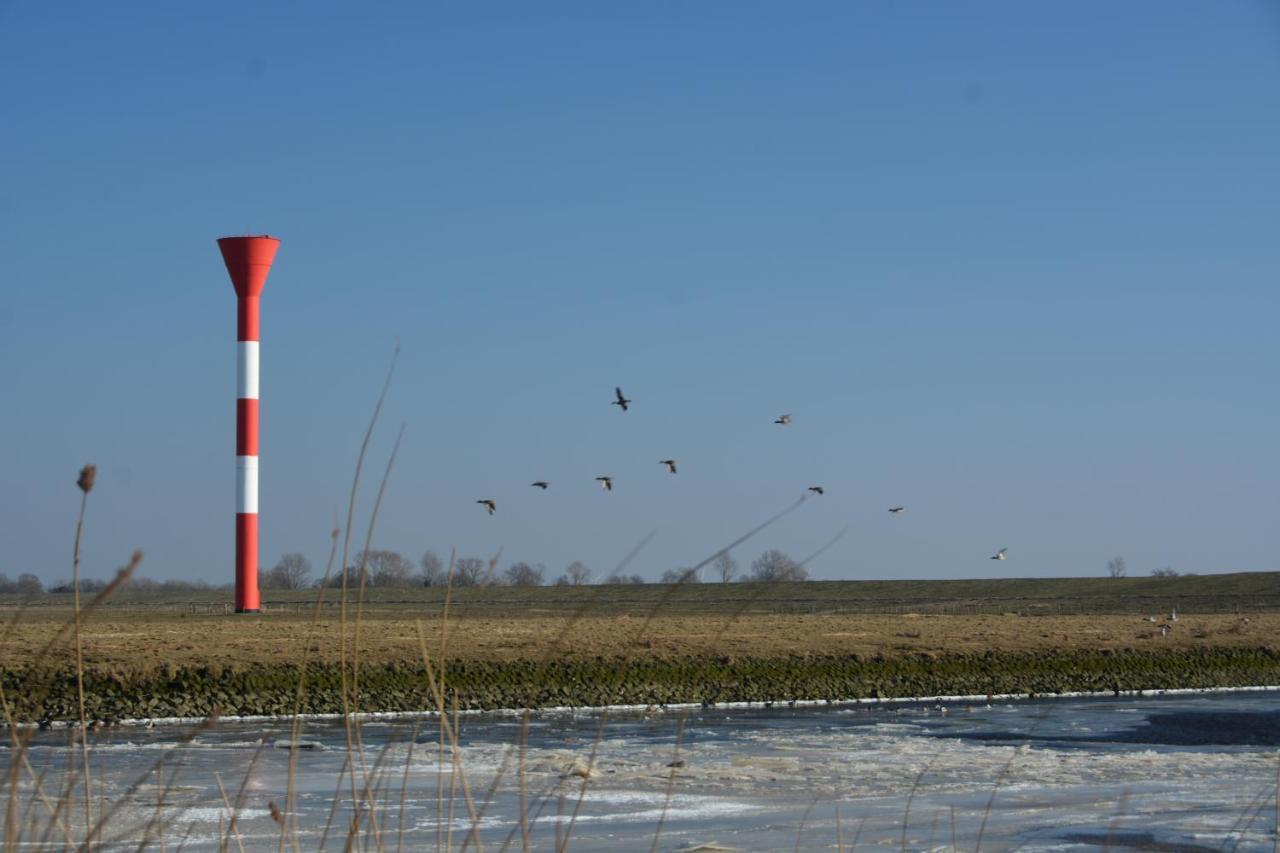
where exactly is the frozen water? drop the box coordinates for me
[4,690,1279,850]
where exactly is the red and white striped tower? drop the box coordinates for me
[217,235,280,613]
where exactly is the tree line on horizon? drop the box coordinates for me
[258,548,810,590]
[1,553,1190,596]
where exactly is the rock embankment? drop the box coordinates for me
[4,647,1279,725]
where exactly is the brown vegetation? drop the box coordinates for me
[2,609,1276,675]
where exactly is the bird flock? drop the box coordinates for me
[475,386,1010,562]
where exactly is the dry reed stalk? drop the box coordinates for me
[517,712,530,853]
[29,552,143,668]
[475,532,668,851]
[448,699,461,852]
[554,794,565,852]
[927,809,942,849]
[1224,784,1272,853]
[0,684,72,849]
[279,523,341,853]
[2,550,140,853]
[223,743,266,853]
[213,772,247,853]
[646,713,687,853]
[414,620,483,851]
[174,819,198,852]
[72,464,96,845]
[547,495,811,848]
[315,752,352,852]
[435,549,457,853]
[77,712,218,852]
[492,537,674,851]
[134,754,179,853]
[31,731,77,850]
[1273,753,1279,853]
[900,751,941,852]
[554,712,606,853]
[971,708,1050,853]
[794,796,820,853]
[393,720,420,853]
[348,734,400,853]
[850,816,867,851]
[835,805,844,853]
[346,423,406,849]
[337,343,399,832]
[19,761,55,845]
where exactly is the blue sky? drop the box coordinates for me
[2,2,1278,585]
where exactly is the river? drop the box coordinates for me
[7,690,1280,850]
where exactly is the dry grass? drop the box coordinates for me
[1,610,1276,674]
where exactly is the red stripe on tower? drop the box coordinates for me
[217,236,280,614]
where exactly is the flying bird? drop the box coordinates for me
[808,486,824,496]
[774,414,791,425]
[659,459,678,474]
[476,499,496,515]
[596,476,614,491]
[888,507,906,514]
[612,387,631,412]
[531,481,550,490]
[991,548,1007,561]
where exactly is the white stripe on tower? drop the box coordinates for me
[236,456,258,513]
[237,341,259,400]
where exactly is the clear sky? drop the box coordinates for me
[2,2,1278,586]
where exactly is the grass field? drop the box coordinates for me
[2,601,1276,674]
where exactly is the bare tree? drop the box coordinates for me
[420,550,446,587]
[660,567,699,584]
[265,552,312,589]
[1106,556,1127,579]
[564,561,592,586]
[1151,567,1179,577]
[713,551,738,583]
[503,562,544,587]
[749,549,808,582]
[453,557,489,587]
[14,573,43,596]
[602,574,645,585]
[355,549,415,587]
[323,566,363,589]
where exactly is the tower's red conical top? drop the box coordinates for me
[218,236,281,298]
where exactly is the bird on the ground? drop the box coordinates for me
[660,459,678,474]
[612,387,631,412]
[1170,609,1178,622]
[531,481,550,490]
[596,476,613,491]
[991,548,1007,561]
[888,507,906,514]
[808,486,824,495]
[476,499,496,515]
[774,414,791,425]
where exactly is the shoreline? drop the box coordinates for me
[6,646,1280,727]
[17,683,1276,731]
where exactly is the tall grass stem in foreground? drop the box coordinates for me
[337,343,399,830]
[72,464,96,843]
